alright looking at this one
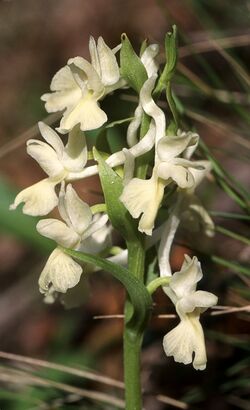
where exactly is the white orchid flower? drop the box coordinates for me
[37,184,108,296]
[120,131,202,235]
[10,122,87,216]
[158,159,214,277]
[42,36,121,133]
[163,255,218,370]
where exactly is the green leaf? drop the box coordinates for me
[154,25,178,96]
[93,147,140,241]
[62,248,152,332]
[165,24,178,79]
[120,33,148,93]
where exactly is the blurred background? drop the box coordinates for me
[0,0,249,409]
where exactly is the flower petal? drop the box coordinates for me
[63,184,92,235]
[81,213,109,241]
[157,134,194,162]
[58,95,107,133]
[27,140,65,178]
[37,218,79,248]
[170,255,203,298]
[49,65,78,91]
[163,316,207,370]
[41,88,82,113]
[89,36,101,76]
[68,56,104,96]
[157,162,195,189]
[181,131,199,159]
[39,248,82,294]
[120,175,165,235]
[80,216,111,254]
[41,66,81,113]
[178,290,218,314]
[97,37,120,86]
[62,125,88,172]
[38,122,64,158]
[188,161,211,191]
[9,178,58,216]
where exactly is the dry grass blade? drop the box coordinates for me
[185,109,250,150]
[0,366,125,408]
[178,62,250,104]
[211,305,250,316]
[0,113,60,159]
[0,351,124,389]
[179,33,250,58]
[157,394,188,409]
[210,39,250,87]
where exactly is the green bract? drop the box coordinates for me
[120,33,148,93]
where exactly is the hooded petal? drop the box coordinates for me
[68,57,104,97]
[37,218,79,248]
[58,95,107,133]
[38,122,64,158]
[96,37,120,86]
[27,140,65,178]
[81,214,109,241]
[157,162,195,189]
[188,161,212,192]
[62,125,88,172]
[181,131,199,160]
[9,178,58,216]
[157,134,195,162]
[49,65,78,91]
[177,290,218,314]
[80,216,111,254]
[163,315,207,370]
[39,248,82,294]
[41,66,81,113]
[63,184,92,235]
[170,255,203,298]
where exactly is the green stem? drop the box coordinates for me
[124,239,146,409]
[147,276,171,295]
[123,327,143,410]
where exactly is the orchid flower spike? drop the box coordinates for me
[42,36,122,133]
[120,130,202,235]
[37,184,108,297]
[10,122,87,216]
[163,255,218,370]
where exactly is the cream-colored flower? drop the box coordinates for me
[10,122,87,216]
[120,131,202,235]
[37,184,108,296]
[163,255,218,370]
[158,160,214,277]
[42,36,121,133]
